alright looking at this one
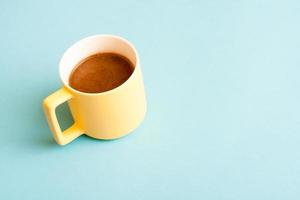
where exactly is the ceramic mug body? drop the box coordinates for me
[43,35,147,145]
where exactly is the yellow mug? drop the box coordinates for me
[43,35,147,145]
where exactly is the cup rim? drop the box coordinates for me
[59,34,140,96]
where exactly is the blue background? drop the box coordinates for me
[0,0,300,199]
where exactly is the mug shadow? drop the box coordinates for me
[32,132,102,150]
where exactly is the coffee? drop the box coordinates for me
[69,53,134,93]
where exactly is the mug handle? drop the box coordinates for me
[43,87,84,145]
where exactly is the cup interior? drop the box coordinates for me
[59,35,137,94]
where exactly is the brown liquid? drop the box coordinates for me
[69,53,134,93]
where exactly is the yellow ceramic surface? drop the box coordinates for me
[43,35,147,145]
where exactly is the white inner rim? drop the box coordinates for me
[59,35,137,94]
